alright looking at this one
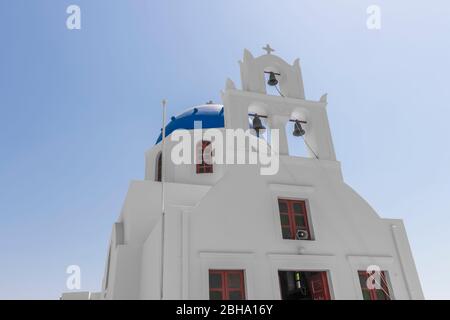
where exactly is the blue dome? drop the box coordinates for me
[156,104,225,144]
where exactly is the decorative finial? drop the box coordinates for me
[262,44,275,55]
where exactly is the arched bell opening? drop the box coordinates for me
[286,110,316,158]
[248,103,269,141]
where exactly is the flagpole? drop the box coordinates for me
[160,99,167,300]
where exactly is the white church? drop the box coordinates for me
[62,46,423,300]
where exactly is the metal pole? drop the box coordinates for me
[159,99,167,300]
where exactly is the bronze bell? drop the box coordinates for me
[252,115,266,137]
[293,121,305,137]
[267,72,279,86]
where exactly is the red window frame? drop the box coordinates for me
[308,271,332,300]
[209,270,246,300]
[358,270,391,300]
[278,199,312,240]
[196,140,213,174]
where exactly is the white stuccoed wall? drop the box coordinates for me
[63,48,423,300]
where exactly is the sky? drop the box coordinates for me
[0,0,449,299]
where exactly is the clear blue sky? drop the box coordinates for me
[1,0,449,299]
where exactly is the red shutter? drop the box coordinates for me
[308,272,331,300]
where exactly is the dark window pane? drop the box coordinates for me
[156,153,162,182]
[228,291,243,300]
[278,201,288,213]
[280,213,289,225]
[358,272,368,289]
[362,290,372,300]
[197,141,213,174]
[294,215,306,227]
[209,291,223,300]
[279,270,330,300]
[282,226,292,239]
[376,290,388,300]
[209,273,222,289]
[228,273,242,289]
[293,202,304,214]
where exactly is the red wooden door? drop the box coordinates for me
[308,272,331,300]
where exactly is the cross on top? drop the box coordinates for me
[262,44,275,55]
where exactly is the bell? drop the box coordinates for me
[252,115,266,136]
[293,121,305,137]
[267,72,279,86]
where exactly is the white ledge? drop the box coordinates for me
[269,183,315,194]
[199,251,256,259]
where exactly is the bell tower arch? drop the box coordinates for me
[222,46,336,160]
[239,46,305,99]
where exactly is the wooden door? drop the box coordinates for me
[308,272,331,300]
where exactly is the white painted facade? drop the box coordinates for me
[62,48,423,300]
